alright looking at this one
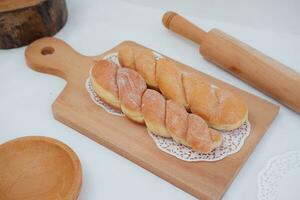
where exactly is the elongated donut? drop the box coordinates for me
[156,58,189,108]
[91,60,120,110]
[117,68,147,124]
[118,46,248,131]
[186,114,222,153]
[165,100,188,145]
[183,73,248,130]
[135,49,158,88]
[118,46,136,70]
[141,89,170,137]
[91,60,223,153]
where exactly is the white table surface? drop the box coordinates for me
[1,0,299,199]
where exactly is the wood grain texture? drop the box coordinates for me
[200,29,300,114]
[162,11,300,113]
[0,0,67,49]
[25,37,279,200]
[0,136,82,200]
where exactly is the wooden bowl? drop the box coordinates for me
[0,136,82,200]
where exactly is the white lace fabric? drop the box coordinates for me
[86,52,252,162]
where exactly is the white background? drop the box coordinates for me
[0,0,299,199]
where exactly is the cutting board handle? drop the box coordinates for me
[25,37,95,81]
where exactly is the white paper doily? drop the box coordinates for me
[103,52,121,66]
[85,77,124,117]
[258,151,300,200]
[149,120,251,162]
[86,52,251,162]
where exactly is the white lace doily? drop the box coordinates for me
[103,52,121,65]
[85,77,124,117]
[258,151,300,200]
[149,120,251,162]
[86,52,252,162]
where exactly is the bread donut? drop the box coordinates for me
[91,60,120,109]
[156,58,188,107]
[165,100,188,145]
[208,128,223,150]
[117,68,147,124]
[186,114,223,153]
[91,60,223,153]
[141,89,170,137]
[118,46,136,70]
[135,49,158,88]
[183,73,248,130]
[118,46,248,131]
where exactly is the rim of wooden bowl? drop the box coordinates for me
[0,136,82,200]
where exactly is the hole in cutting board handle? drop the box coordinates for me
[41,46,55,55]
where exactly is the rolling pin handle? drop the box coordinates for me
[162,11,207,45]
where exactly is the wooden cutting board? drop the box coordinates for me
[25,37,279,200]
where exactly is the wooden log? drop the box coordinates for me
[0,0,67,49]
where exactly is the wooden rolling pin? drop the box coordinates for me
[162,11,300,113]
